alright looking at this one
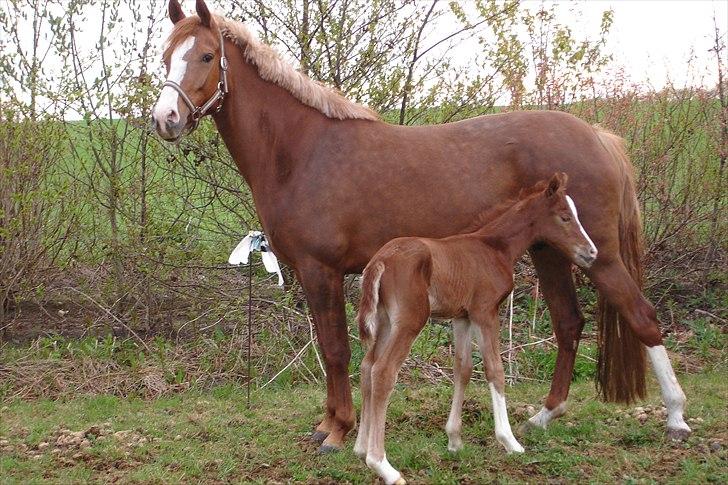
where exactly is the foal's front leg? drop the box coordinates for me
[445,318,473,452]
[473,310,524,453]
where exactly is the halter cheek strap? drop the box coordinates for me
[163,28,229,133]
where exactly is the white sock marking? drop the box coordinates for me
[646,345,690,431]
[489,382,524,453]
[528,402,567,428]
[153,36,196,127]
[366,454,403,485]
[565,195,597,255]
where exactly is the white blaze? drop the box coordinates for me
[565,195,598,255]
[153,36,196,126]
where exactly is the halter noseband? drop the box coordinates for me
[163,28,229,134]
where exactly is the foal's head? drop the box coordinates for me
[531,173,598,268]
[152,0,226,141]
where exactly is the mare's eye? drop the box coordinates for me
[202,53,214,63]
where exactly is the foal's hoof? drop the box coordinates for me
[317,443,342,454]
[393,478,407,485]
[310,431,329,443]
[667,426,691,441]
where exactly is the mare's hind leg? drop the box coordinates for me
[445,318,473,452]
[586,256,691,439]
[472,309,524,453]
[524,245,585,430]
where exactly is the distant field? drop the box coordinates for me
[1,371,725,483]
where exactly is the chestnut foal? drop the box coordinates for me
[354,173,597,485]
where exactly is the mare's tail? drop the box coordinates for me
[357,262,385,348]
[594,127,647,403]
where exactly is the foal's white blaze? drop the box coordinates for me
[489,382,525,453]
[646,345,691,432]
[565,195,598,255]
[365,454,404,485]
[527,402,567,428]
[153,36,196,130]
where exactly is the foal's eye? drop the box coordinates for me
[202,53,214,63]
[560,215,571,223]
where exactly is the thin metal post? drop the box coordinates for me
[247,258,252,409]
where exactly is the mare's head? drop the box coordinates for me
[152,0,226,141]
[531,172,598,268]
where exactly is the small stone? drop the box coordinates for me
[72,452,83,460]
[634,406,644,415]
[32,454,42,460]
[710,442,721,452]
[695,417,704,423]
[526,405,536,415]
[637,413,648,424]
[37,442,49,451]
[51,448,61,455]
[174,434,183,441]
[80,439,91,449]
[0,439,9,446]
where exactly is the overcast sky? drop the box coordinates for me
[576,0,727,89]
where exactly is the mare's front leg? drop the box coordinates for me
[523,245,585,430]
[586,256,691,440]
[472,308,524,453]
[445,318,473,452]
[297,262,355,452]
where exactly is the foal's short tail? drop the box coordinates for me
[595,128,647,403]
[357,262,385,348]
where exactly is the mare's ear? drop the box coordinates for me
[169,0,185,24]
[196,0,212,27]
[546,172,568,198]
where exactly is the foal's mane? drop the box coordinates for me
[165,16,380,121]
[463,180,549,234]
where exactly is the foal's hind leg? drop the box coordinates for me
[472,309,524,453]
[445,318,473,452]
[354,308,391,461]
[524,246,584,430]
[586,257,691,439]
[366,309,428,485]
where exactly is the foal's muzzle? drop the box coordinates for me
[574,246,598,268]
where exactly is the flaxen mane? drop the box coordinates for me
[165,15,379,121]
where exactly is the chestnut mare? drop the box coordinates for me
[355,174,596,484]
[152,0,691,453]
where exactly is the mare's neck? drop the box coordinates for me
[474,201,540,264]
[211,38,328,192]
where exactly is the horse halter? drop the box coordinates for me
[163,28,229,133]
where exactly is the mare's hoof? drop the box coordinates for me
[667,427,691,441]
[317,443,342,454]
[310,431,329,443]
[517,420,539,435]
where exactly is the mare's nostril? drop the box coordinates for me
[166,109,179,124]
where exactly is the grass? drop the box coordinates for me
[1,371,725,484]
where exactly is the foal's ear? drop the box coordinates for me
[196,0,212,27]
[169,0,185,24]
[546,172,568,197]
